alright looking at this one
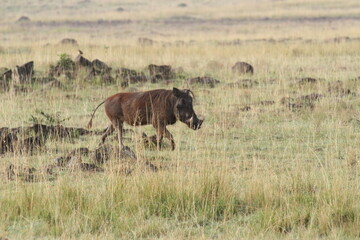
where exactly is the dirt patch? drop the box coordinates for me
[92,59,112,74]
[49,57,75,79]
[59,38,78,45]
[0,124,99,155]
[228,104,251,112]
[227,79,259,88]
[73,54,114,83]
[4,141,158,182]
[49,53,113,83]
[91,144,137,164]
[327,80,353,97]
[6,164,37,182]
[17,136,44,154]
[281,93,323,111]
[299,93,323,102]
[259,100,275,106]
[0,68,12,80]
[0,127,44,154]
[55,144,154,175]
[148,64,174,82]
[32,124,94,140]
[138,37,155,46]
[240,106,251,111]
[187,76,220,88]
[55,147,90,167]
[53,147,104,172]
[142,133,158,149]
[74,54,92,69]
[0,68,12,91]
[13,61,34,84]
[296,77,318,85]
[92,144,113,164]
[86,68,114,84]
[17,16,30,22]
[0,128,18,154]
[43,79,63,88]
[115,67,148,87]
[177,3,187,7]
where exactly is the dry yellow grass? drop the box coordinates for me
[1,0,360,239]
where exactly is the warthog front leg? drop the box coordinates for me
[117,124,124,150]
[163,128,175,150]
[155,130,164,151]
[153,125,175,151]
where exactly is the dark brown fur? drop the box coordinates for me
[87,88,203,150]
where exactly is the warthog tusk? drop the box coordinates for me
[186,116,194,123]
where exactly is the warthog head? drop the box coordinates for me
[173,88,204,130]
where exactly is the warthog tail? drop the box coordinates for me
[87,100,106,129]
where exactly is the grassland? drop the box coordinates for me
[1,0,360,239]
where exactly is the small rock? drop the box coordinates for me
[13,61,34,84]
[232,62,254,75]
[297,77,318,85]
[240,106,251,111]
[120,146,136,159]
[328,80,352,97]
[0,68,12,81]
[187,76,220,88]
[59,38,78,45]
[148,64,174,82]
[259,100,275,106]
[17,16,30,22]
[74,54,92,69]
[79,163,104,172]
[227,79,258,88]
[145,161,158,171]
[138,37,154,46]
[92,144,113,164]
[92,59,111,74]
[116,67,147,85]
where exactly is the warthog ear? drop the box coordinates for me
[173,87,183,97]
[183,89,195,99]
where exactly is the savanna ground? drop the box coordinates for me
[1,0,360,239]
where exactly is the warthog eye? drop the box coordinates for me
[177,99,186,108]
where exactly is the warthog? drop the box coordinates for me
[87,88,204,150]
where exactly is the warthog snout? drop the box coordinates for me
[187,116,204,130]
[197,118,204,130]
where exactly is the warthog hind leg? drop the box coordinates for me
[100,123,114,145]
